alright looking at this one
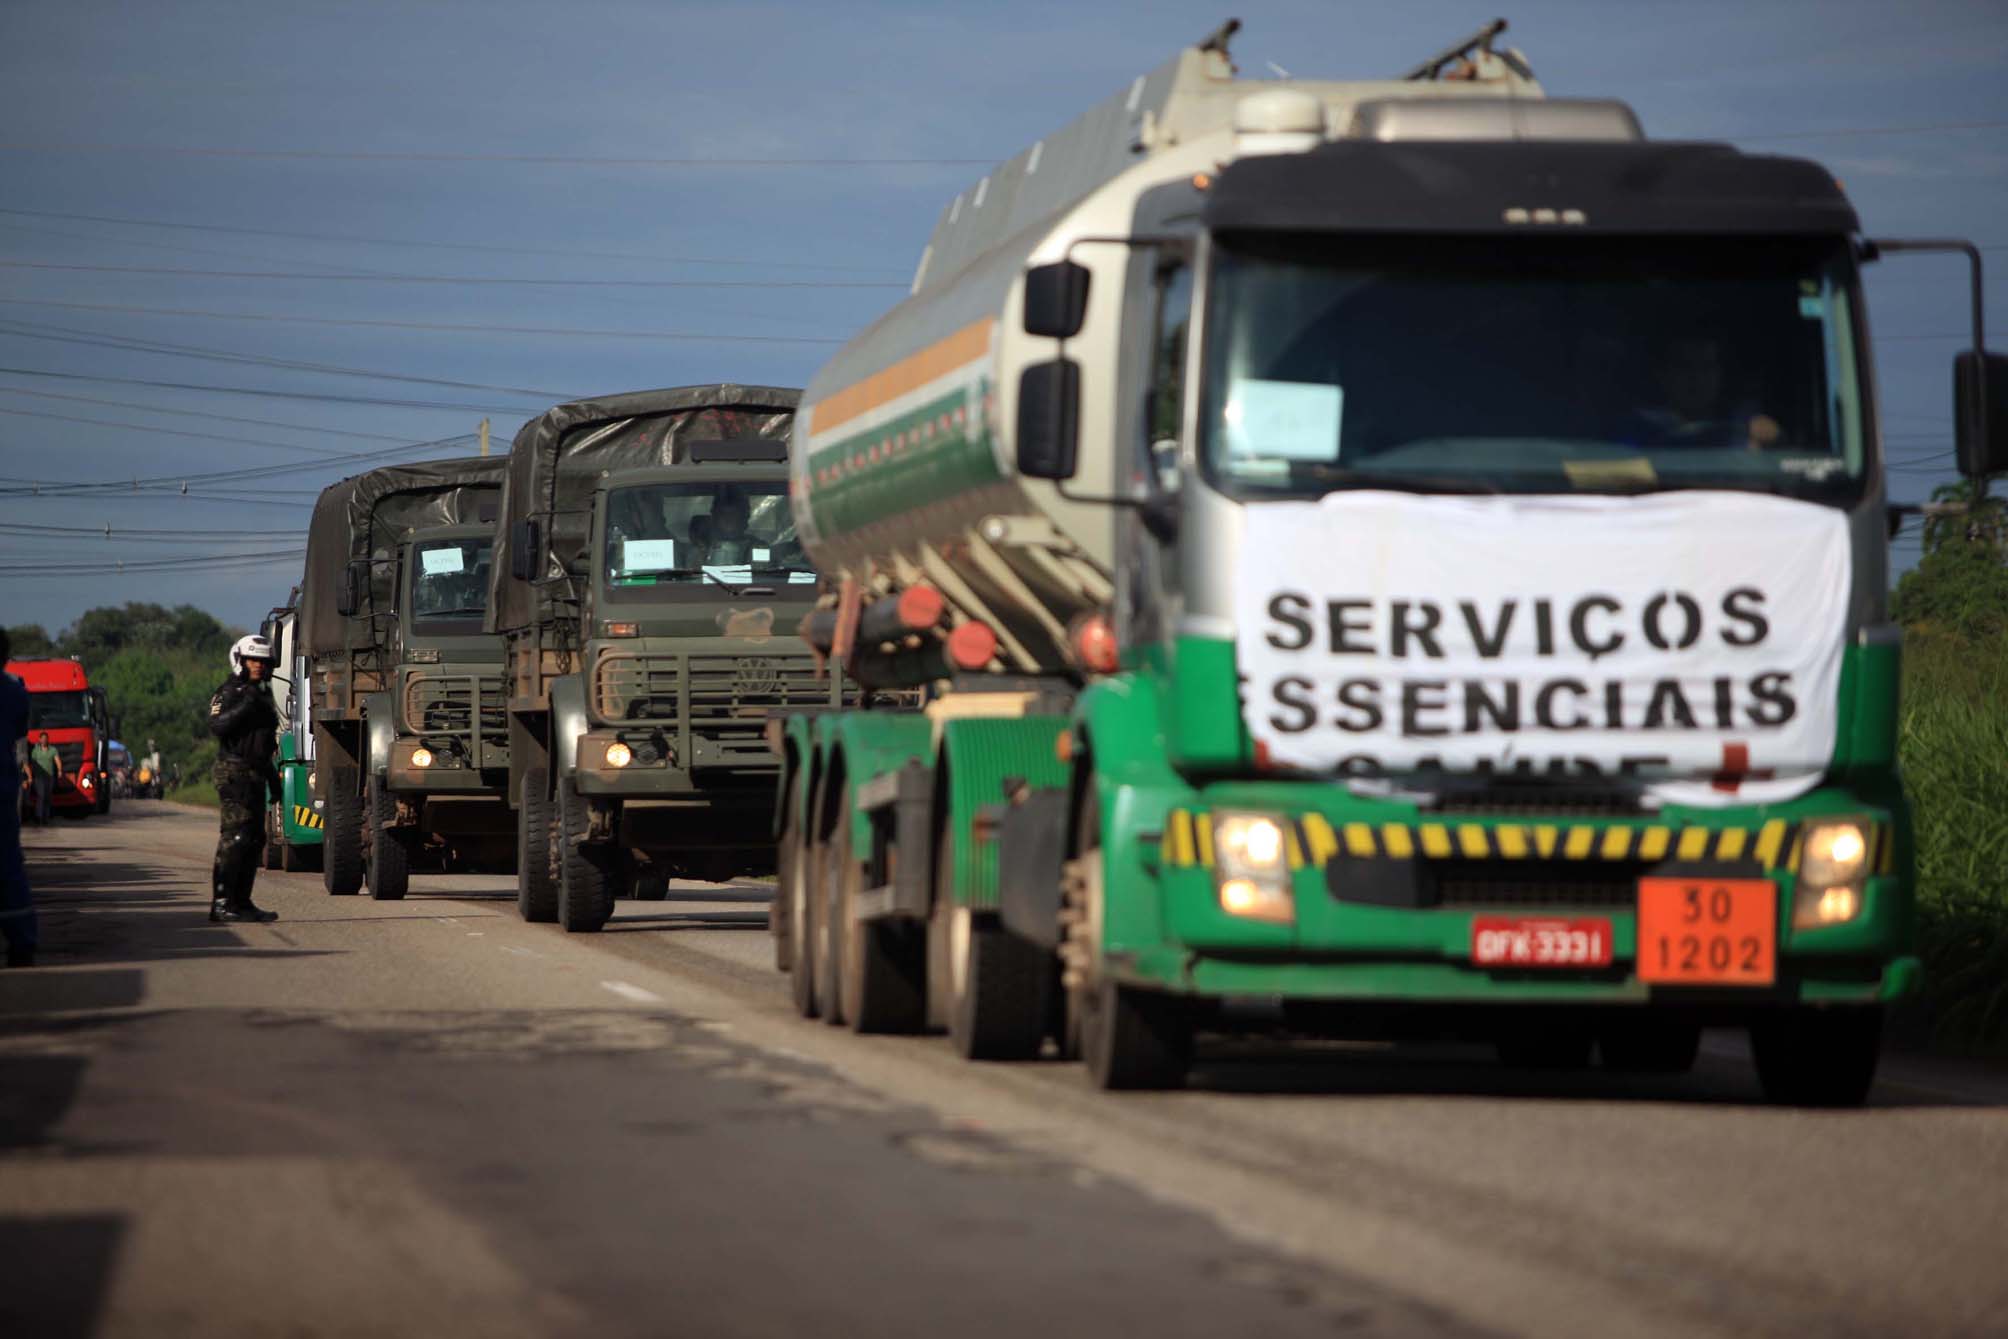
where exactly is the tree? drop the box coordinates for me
[1893,481,2008,642]
[4,624,54,657]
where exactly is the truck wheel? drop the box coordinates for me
[631,870,669,901]
[264,833,282,871]
[280,839,310,873]
[555,784,614,932]
[515,765,558,923]
[788,798,820,1019]
[1752,1009,1882,1107]
[831,788,925,1034]
[1600,1018,1701,1074]
[365,775,410,901]
[933,822,1045,1060]
[322,765,364,895]
[773,786,798,973]
[1081,979,1191,1091]
[816,821,847,1026]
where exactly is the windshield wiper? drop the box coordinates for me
[1285,463,1503,495]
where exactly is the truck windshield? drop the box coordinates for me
[604,481,813,592]
[26,690,91,729]
[1199,234,1868,499]
[411,538,492,620]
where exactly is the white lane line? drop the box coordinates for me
[500,945,540,958]
[601,980,666,1006]
[435,917,459,925]
[467,932,484,937]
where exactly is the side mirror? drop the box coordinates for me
[510,519,540,582]
[1022,261,1090,339]
[336,560,364,617]
[1954,351,2008,478]
[1017,359,1080,481]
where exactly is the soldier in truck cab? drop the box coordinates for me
[1626,331,1781,450]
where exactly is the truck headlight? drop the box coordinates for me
[1794,818,1870,928]
[1212,812,1293,923]
[411,747,434,769]
[308,769,318,792]
[604,742,632,769]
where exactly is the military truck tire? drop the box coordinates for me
[1081,979,1191,1091]
[832,795,925,1034]
[555,785,614,932]
[515,765,558,923]
[365,775,410,901]
[1752,1008,1882,1107]
[1600,1018,1701,1074]
[631,870,669,901]
[322,766,364,895]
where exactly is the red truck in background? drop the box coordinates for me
[8,657,111,819]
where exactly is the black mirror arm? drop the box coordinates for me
[1864,237,1988,498]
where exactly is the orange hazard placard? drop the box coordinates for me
[1636,877,1777,987]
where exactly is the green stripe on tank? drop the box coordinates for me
[804,382,1000,538]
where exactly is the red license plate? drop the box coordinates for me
[1471,917,1614,969]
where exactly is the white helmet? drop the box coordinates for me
[229,634,276,675]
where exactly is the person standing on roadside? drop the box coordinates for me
[28,730,62,826]
[0,630,38,967]
[207,634,283,924]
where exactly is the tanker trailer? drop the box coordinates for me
[771,18,2008,1101]
[300,457,507,897]
[488,386,851,933]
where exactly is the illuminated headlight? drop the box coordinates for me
[604,742,633,769]
[407,648,443,664]
[411,747,434,769]
[79,775,93,789]
[308,769,318,792]
[1211,812,1294,923]
[1794,818,1871,928]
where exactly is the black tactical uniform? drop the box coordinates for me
[208,672,283,922]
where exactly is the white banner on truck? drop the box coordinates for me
[1233,491,1852,806]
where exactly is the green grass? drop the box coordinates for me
[1897,630,2008,1053]
[167,779,220,809]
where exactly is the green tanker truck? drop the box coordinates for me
[489,386,850,933]
[260,597,324,871]
[301,457,511,899]
[769,19,2007,1101]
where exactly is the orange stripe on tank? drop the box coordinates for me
[808,318,994,438]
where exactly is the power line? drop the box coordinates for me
[0,145,992,167]
[0,406,390,459]
[0,365,535,415]
[0,385,436,443]
[0,318,577,398]
[0,547,305,575]
[0,298,852,344]
[1734,119,2008,142]
[0,260,906,290]
[0,430,477,494]
[0,206,907,275]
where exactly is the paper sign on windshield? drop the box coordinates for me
[621,539,678,572]
[1222,379,1342,461]
[420,547,465,575]
[1232,491,1851,806]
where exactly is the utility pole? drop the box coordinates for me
[479,417,490,458]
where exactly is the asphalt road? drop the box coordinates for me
[4,803,2005,1339]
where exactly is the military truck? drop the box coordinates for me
[767,19,2007,1102]
[488,385,848,933]
[300,457,510,899]
[259,598,325,871]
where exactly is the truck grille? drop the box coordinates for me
[1433,859,1649,909]
[1429,787,1646,818]
[403,674,507,744]
[593,651,829,727]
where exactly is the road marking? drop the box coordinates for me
[435,917,459,925]
[600,980,665,1006]
[499,945,540,958]
[466,932,484,937]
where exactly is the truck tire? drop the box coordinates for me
[323,766,364,895]
[1081,978,1191,1091]
[515,765,558,923]
[789,801,820,1019]
[1752,1008,1882,1107]
[773,785,798,973]
[816,825,847,1026]
[934,821,1045,1060]
[1600,1018,1701,1074]
[555,784,614,932]
[280,839,314,873]
[831,787,925,1034]
[365,774,410,901]
[263,829,282,871]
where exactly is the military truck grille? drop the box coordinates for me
[403,675,507,743]
[594,651,827,726]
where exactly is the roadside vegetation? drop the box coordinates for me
[1892,487,2008,1053]
[8,603,241,809]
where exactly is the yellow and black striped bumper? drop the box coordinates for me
[290,804,324,832]
[1158,810,1894,877]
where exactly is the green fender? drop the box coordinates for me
[773,715,824,839]
[1072,672,1199,958]
[819,712,933,852]
[937,714,1070,911]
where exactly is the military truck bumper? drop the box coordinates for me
[386,735,512,793]
[1103,779,1918,1012]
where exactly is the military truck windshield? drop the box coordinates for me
[1200,234,1868,500]
[604,481,813,594]
[26,691,91,729]
[411,538,492,622]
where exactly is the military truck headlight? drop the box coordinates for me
[411,747,434,769]
[1212,812,1293,923]
[604,742,633,769]
[407,648,442,664]
[1794,818,1870,928]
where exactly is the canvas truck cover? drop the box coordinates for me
[300,456,506,655]
[488,384,798,635]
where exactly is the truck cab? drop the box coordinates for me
[8,657,106,819]
[260,601,324,870]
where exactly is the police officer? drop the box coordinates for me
[208,634,283,924]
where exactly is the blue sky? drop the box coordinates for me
[2,0,2004,634]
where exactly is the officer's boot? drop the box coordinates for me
[209,858,230,923]
[216,840,278,924]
